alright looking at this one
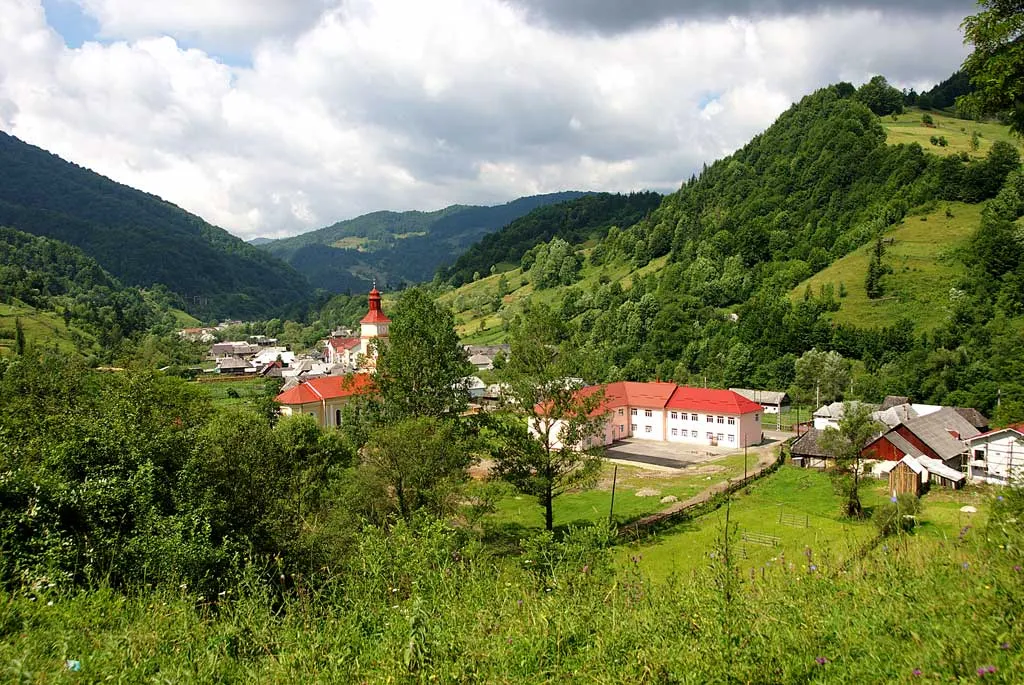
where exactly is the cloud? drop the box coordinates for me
[70,0,334,52]
[0,0,973,240]
[509,0,977,34]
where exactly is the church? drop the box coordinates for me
[323,286,391,372]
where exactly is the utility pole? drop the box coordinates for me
[744,444,748,479]
[608,465,619,528]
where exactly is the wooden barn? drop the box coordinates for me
[879,456,926,497]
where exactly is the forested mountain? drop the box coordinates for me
[905,70,974,111]
[439,192,662,287]
[261,192,588,292]
[439,82,1024,422]
[0,226,186,358]
[0,133,311,320]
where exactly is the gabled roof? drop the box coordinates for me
[730,388,789,406]
[969,421,1024,442]
[328,337,361,352]
[880,395,911,411]
[878,455,927,476]
[275,373,375,405]
[615,381,678,408]
[954,407,990,430]
[666,387,762,415]
[900,407,979,460]
[216,356,251,369]
[790,428,839,459]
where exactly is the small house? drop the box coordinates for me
[879,456,926,497]
[730,388,790,415]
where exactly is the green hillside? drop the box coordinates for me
[883,107,1024,159]
[0,132,312,320]
[0,299,93,356]
[261,192,588,292]
[790,201,982,330]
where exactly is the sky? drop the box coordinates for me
[0,0,977,240]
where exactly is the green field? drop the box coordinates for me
[192,376,274,409]
[882,107,1024,159]
[790,201,981,330]
[0,300,93,356]
[617,465,989,580]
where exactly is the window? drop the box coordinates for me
[645,425,652,433]
[717,416,725,424]
[706,415,713,423]
[618,408,623,415]
[631,409,637,416]
[631,423,637,431]
[727,417,735,425]
[755,414,760,422]
[619,425,625,433]
[974,449,985,460]
[691,430,698,438]
[707,432,715,440]
[670,411,678,420]
[717,433,724,442]
[728,434,735,442]
[645,409,653,417]
[691,413,698,421]
[671,428,678,436]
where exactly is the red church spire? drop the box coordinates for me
[360,284,391,324]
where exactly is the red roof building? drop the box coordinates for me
[666,387,764,415]
[275,374,375,428]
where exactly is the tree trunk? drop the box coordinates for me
[545,492,554,531]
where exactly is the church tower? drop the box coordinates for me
[359,286,390,366]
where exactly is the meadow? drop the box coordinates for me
[1,464,1018,683]
[790,201,981,331]
[882,107,1024,159]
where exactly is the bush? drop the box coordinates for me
[873,492,921,535]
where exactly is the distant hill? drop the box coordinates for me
[0,226,188,358]
[0,132,312,320]
[439,192,663,287]
[248,237,275,246]
[261,192,589,292]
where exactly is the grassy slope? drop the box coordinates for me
[789,201,981,330]
[0,300,94,356]
[883,107,1024,158]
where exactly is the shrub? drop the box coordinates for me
[873,492,921,535]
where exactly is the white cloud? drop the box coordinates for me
[71,0,332,51]
[0,0,970,239]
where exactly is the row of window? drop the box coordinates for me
[626,423,736,442]
[626,408,741,425]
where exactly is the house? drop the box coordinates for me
[179,327,216,343]
[879,395,910,411]
[216,356,253,375]
[209,341,259,358]
[966,422,1024,485]
[790,428,839,468]
[325,336,361,367]
[875,454,965,492]
[251,347,296,367]
[465,376,487,400]
[861,407,980,468]
[468,353,495,371]
[812,401,878,430]
[730,388,790,415]
[274,374,375,428]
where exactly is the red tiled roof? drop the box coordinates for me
[275,373,375,405]
[360,309,391,324]
[329,337,361,351]
[666,386,762,415]
[971,421,1024,441]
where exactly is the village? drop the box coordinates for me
[181,286,1022,517]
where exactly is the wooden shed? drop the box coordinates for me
[881,456,926,497]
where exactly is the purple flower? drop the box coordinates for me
[1015,565,1022,573]
[1000,642,1010,650]
[912,668,922,677]
[977,667,986,677]
[962,562,970,570]
[891,496,898,503]
[815,656,828,665]
[998,495,1004,501]
[809,564,818,572]
[987,666,997,674]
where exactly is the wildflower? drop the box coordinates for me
[517,599,523,607]
[507,638,513,645]
[891,496,898,503]
[809,564,818,572]
[912,668,922,677]
[962,562,970,570]
[582,565,590,574]
[1000,642,1010,650]
[815,656,828,665]
[1015,566,1022,573]
[987,666,997,674]
[997,495,1003,501]
[977,667,986,676]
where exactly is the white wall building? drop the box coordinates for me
[967,423,1024,486]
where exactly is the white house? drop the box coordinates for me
[730,388,789,415]
[251,347,296,367]
[966,423,1024,486]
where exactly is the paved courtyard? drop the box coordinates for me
[605,432,791,471]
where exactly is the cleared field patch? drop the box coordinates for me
[790,201,981,331]
[0,300,92,356]
[882,107,1024,159]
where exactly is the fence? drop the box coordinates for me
[616,443,791,541]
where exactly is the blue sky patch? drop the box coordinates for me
[41,0,99,48]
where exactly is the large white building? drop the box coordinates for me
[322,287,392,372]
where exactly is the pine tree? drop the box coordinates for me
[865,235,886,299]
[14,317,25,356]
